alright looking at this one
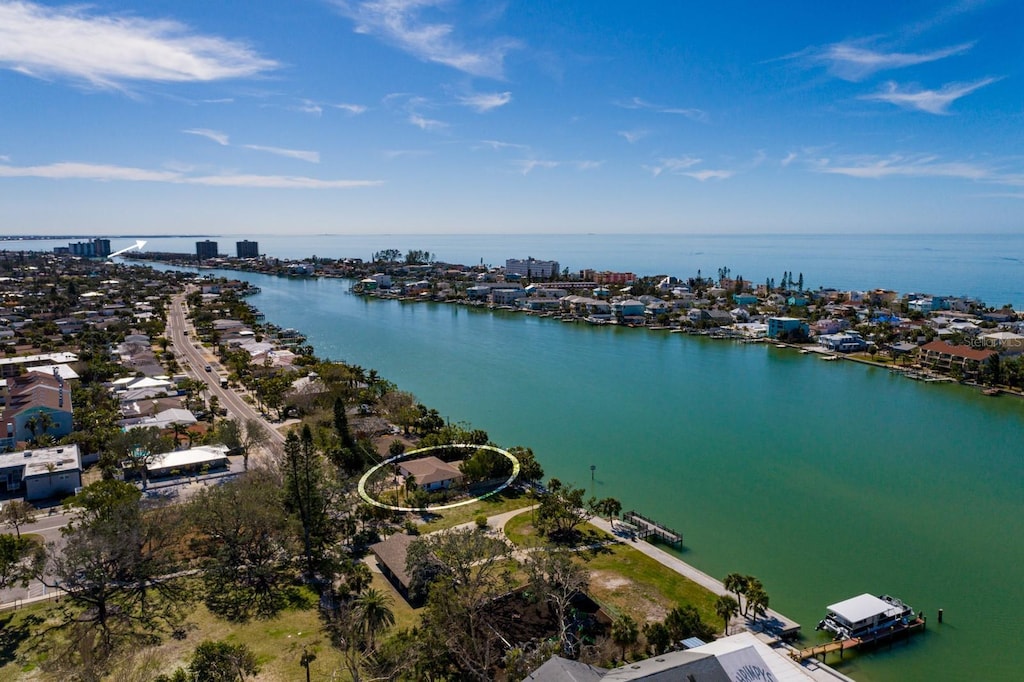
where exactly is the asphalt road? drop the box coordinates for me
[166,292,285,447]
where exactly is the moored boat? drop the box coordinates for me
[816,594,914,641]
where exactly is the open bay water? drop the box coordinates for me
[183,267,1022,681]
[7,232,1024,306]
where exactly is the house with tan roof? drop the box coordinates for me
[399,456,464,491]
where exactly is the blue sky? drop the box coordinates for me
[1,0,1021,236]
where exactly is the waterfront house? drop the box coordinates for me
[530,631,819,681]
[404,280,431,295]
[643,299,672,318]
[611,299,646,318]
[562,296,612,319]
[490,288,527,306]
[767,316,809,340]
[399,456,464,491]
[889,341,920,358]
[817,331,868,353]
[466,285,491,301]
[688,309,734,327]
[523,298,562,312]
[733,293,758,306]
[919,340,995,378]
[0,444,81,501]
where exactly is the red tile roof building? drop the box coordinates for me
[919,340,996,379]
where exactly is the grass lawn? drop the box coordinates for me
[0,575,419,682]
[503,514,607,549]
[586,542,720,629]
[417,487,537,532]
[504,514,719,630]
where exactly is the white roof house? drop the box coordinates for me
[589,631,828,682]
[111,376,175,392]
[121,408,197,431]
[826,594,904,628]
[0,444,82,501]
[146,445,229,476]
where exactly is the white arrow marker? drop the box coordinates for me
[107,240,147,259]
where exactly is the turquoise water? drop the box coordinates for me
[193,270,1022,681]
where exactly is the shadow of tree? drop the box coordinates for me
[0,612,43,667]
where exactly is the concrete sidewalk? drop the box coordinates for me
[587,516,800,637]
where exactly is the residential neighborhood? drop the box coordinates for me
[1,246,1020,681]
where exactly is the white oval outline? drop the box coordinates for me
[357,443,520,512]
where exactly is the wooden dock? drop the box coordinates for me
[791,618,926,662]
[621,510,683,547]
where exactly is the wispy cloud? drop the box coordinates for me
[0,1,277,89]
[334,102,368,114]
[183,128,230,146]
[332,0,519,78]
[476,139,528,151]
[458,91,512,112]
[409,113,448,131]
[644,156,702,177]
[645,155,734,181]
[514,159,559,175]
[971,192,1024,200]
[0,161,380,189]
[798,39,974,81]
[781,152,798,167]
[0,161,181,183]
[382,149,431,159]
[618,129,649,144]
[682,169,733,181]
[617,97,706,121]
[813,153,1010,183]
[293,99,324,116]
[242,145,320,163]
[514,159,601,175]
[861,78,997,114]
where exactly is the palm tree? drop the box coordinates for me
[170,422,188,448]
[601,497,622,526]
[36,411,55,439]
[723,573,747,616]
[24,415,39,443]
[353,588,395,651]
[611,614,639,661]
[746,583,769,624]
[404,474,418,503]
[715,594,739,635]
